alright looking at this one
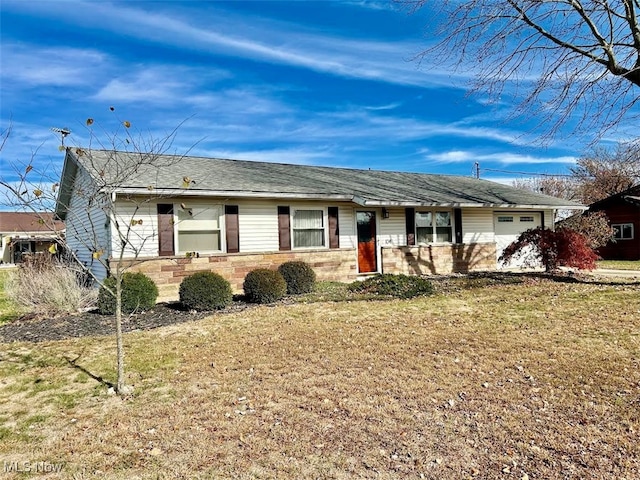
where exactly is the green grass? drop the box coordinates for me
[0,268,23,325]
[597,260,640,270]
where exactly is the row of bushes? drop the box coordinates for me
[96,260,317,314]
[8,257,434,317]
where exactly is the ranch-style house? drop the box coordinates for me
[55,148,583,301]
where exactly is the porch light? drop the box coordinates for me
[382,208,390,219]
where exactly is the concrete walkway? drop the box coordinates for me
[588,268,640,278]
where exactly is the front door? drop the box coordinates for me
[357,211,377,273]
[157,204,175,256]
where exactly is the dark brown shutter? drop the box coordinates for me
[225,205,239,253]
[278,206,291,251]
[454,208,463,244]
[328,207,340,249]
[157,203,175,256]
[405,207,415,246]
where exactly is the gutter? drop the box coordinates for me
[109,187,586,210]
[111,188,357,202]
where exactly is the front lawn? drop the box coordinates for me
[0,268,22,325]
[597,259,640,270]
[1,278,639,479]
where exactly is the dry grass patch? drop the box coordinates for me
[1,278,639,479]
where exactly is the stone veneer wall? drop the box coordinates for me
[381,243,496,276]
[114,242,497,302]
[115,248,358,302]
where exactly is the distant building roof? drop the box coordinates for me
[0,212,65,234]
[56,148,584,218]
[589,185,640,208]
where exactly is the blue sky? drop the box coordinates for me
[1,0,634,192]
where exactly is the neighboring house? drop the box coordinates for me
[55,149,583,301]
[0,212,65,264]
[588,185,640,260]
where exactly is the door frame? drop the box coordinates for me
[355,210,379,274]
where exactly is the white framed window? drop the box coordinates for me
[416,210,452,244]
[176,204,222,253]
[293,209,325,248]
[497,216,514,223]
[612,223,634,240]
[519,216,535,222]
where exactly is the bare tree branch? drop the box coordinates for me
[400,0,640,140]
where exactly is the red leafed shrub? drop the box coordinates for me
[499,227,599,272]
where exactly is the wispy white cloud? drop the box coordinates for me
[3,1,462,89]
[195,146,335,166]
[342,1,400,12]
[92,66,231,104]
[1,43,107,87]
[422,150,577,166]
[364,102,403,111]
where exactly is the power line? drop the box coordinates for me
[480,167,640,179]
[481,167,575,178]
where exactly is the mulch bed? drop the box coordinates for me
[2,271,636,344]
[0,302,254,344]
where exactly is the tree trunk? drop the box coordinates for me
[115,275,126,394]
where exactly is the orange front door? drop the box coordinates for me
[357,211,377,273]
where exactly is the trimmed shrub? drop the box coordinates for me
[97,272,158,315]
[277,261,317,294]
[179,271,232,311]
[6,257,97,315]
[243,268,287,304]
[348,274,434,299]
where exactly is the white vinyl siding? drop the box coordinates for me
[235,201,355,253]
[64,168,110,282]
[461,209,494,244]
[338,206,356,249]
[111,200,158,259]
[237,200,280,253]
[378,208,405,247]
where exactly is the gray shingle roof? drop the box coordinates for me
[62,148,583,209]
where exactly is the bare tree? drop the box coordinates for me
[570,140,640,203]
[511,175,579,220]
[401,1,640,139]
[557,210,615,248]
[512,175,578,200]
[0,113,191,395]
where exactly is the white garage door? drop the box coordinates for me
[494,213,541,268]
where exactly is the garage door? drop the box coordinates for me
[494,213,541,268]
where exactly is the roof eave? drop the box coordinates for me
[112,188,357,203]
[54,149,78,220]
[360,200,587,210]
[111,188,586,210]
